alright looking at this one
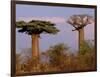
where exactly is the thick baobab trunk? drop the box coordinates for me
[78,28,84,51]
[31,34,39,60]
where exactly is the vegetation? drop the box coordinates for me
[67,14,94,51]
[16,41,96,75]
[16,15,95,75]
[16,20,59,61]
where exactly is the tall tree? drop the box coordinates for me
[16,20,59,61]
[67,14,94,51]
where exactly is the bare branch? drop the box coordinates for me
[67,14,94,31]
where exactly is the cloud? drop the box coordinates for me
[16,16,66,24]
[16,16,95,26]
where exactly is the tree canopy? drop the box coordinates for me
[16,20,59,35]
[67,14,94,31]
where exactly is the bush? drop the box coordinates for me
[16,41,96,74]
[79,40,94,55]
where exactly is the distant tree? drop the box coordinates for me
[16,20,59,61]
[67,14,94,51]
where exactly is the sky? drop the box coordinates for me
[16,4,95,53]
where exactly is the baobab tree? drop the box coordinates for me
[16,20,59,61]
[67,14,94,51]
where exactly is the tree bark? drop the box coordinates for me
[31,34,39,60]
[78,28,84,51]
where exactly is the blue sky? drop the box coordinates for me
[16,4,95,53]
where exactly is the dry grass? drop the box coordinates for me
[16,41,96,75]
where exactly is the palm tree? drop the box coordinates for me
[67,14,94,51]
[16,20,59,61]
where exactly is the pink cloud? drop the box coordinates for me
[16,16,66,24]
